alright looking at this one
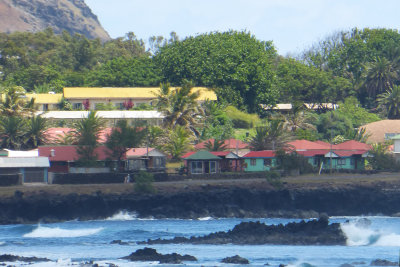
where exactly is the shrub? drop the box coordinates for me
[275,149,314,175]
[134,171,156,194]
[225,106,260,129]
[265,170,283,189]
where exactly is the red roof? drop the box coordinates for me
[195,138,248,150]
[314,140,331,146]
[333,140,372,150]
[331,150,368,157]
[243,150,275,158]
[38,146,113,161]
[45,127,113,144]
[182,151,196,159]
[287,140,331,150]
[126,148,155,157]
[296,149,330,157]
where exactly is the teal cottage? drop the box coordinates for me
[242,150,276,172]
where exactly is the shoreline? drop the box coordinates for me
[0,173,400,224]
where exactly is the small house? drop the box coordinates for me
[0,157,49,183]
[125,148,167,172]
[182,150,221,175]
[242,150,276,172]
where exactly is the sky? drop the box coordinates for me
[85,0,400,56]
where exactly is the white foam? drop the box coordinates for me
[106,211,138,221]
[197,216,213,221]
[341,222,380,246]
[23,225,103,238]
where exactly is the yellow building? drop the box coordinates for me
[63,87,217,110]
[25,93,63,111]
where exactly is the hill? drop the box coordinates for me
[0,0,110,41]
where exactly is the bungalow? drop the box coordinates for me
[242,150,276,172]
[0,157,49,183]
[125,148,167,172]
[182,150,221,175]
[183,151,241,173]
[25,93,63,111]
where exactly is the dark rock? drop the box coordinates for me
[141,218,346,245]
[370,259,398,266]
[340,264,355,267]
[221,255,249,264]
[121,247,197,264]
[0,254,50,262]
[110,240,129,245]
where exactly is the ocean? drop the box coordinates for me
[0,212,399,266]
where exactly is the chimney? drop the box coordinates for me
[50,149,55,157]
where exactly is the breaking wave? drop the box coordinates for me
[24,225,103,238]
[105,211,138,221]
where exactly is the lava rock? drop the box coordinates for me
[110,240,129,245]
[221,255,249,264]
[370,259,398,266]
[121,247,197,264]
[0,254,51,262]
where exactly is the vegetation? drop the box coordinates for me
[134,171,156,194]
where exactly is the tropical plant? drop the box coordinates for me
[377,85,400,119]
[0,116,27,150]
[204,139,228,151]
[105,120,146,170]
[283,102,316,133]
[154,81,204,136]
[162,125,193,161]
[363,57,398,99]
[24,115,48,149]
[249,120,293,151]
[134,171,156,194]
[72,111,105,165]
[0,86,35,116]
[368,142,400,170]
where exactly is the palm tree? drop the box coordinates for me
[249,120,293,151]
[363,57,398,99]
[154,81,204,137]
[72,111,105,165]
[283,103,316,133]
[204,139,228,151]
[0,116,26,150]
[0,86,35,116]
[377,85,400,119]
[162,125,193,161]
[24,115,48,149]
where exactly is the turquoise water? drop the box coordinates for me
[0,213,399,266]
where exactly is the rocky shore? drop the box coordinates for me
[141,216,347,245]
[0,182,400,224]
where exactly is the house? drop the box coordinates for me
[242,150,276,172]
[63,87,217,110]
[0,157,49,183]
[361,120,400,143]
[37,110,164,127]
[25,93,63,111]
[183,151,242,172]
[261,103,338,113]
[125,148,167,172]
[182,150,221,175]
[38,146,114,173]
[195,138,250,156]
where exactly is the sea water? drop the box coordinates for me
[0,213,399,266]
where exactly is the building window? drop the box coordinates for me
[337,158,346,165]
[43,104,49,111]
[350,158,355,165]
[313,158,319,165]
[73,103,82,110]
[250,159,256,166]
[385,133,399,140]
[210,161,216,173]
[263,158,272,166]
[191,161,203,174]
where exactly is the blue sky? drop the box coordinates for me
[85,0,400,55]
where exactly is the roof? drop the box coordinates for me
[37,110,164,119]
[63,87,217,101]
[25,93,63,104]
[243,150,276,158]
[38,146,113,162]
[328,150,367,157]
[361,120,398,143]
[126,148,166,158]
[183,150,221,160]
[261,103,293,110]
[0,157,49,168]
[44,127,112,144]
[3,149,39,157]
[333,140,371,150]
[195,138,248,150]
[287,140,331,150]
[296,149,329,157]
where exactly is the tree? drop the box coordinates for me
[249,120,293,151]
[200,100,233,140]
[155,30,278,112]
[377,85,400,119]
[0,86,34,116]
[204,139,228,151]
[154,81,204,136]
[24,115,48,149]
[72,111,105,165]
[363,57,398,99]
[162,125,193,161]
[106,120,146,170]
[0,116,26,150]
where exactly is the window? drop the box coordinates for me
[385,133,399,140]
[43,104,49,111]
[313,158,320,165]
[191,161,203,174]
[209,161,216,173]
[350,158,355,165]
[337,158,346,165]
[250,159,256,166]
[73,103,82,110]
[263,159,272,166]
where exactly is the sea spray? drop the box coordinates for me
[23,225,103,238]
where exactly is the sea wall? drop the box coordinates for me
[0,185,399,224]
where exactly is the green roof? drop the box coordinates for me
[185,150,221,160]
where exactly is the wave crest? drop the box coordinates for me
[24,225,103,238]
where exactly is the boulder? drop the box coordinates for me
[370,259,398,266]
[0,254,50,262]
[121,247,197,264]
[221,255,249,264]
